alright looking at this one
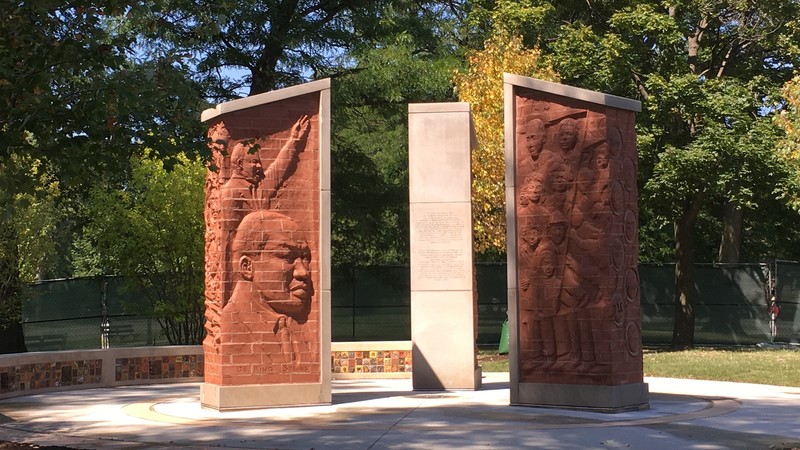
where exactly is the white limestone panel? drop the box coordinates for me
[408,103,473,204]
[411,290,480,390]
[409,202,473,292]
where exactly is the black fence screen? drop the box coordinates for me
[20,262,800,351]
[776,260,800,343]
[640,263,773,345]
[22,277,169,351]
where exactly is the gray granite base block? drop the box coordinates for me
[514,382,650,413]
[200,382,329,411]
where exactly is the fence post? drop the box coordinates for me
[100,279,109,350]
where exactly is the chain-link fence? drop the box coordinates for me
[22,277,169,352]
[640,263,775,345]
[20,262,800,351]
[776,260,800,343]
[332,266,411,341]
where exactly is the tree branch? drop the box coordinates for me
[631,70,650,99]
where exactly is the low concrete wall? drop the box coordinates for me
[0,346,203,400]
[0,341,412,400]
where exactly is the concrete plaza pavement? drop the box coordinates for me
[1,372,799,449]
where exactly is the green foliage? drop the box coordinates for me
[136,0,434,96]
[331,40,461,265]
[12,174,77,282]
[0,222,22,331]
[74,152,206,344]
[0,2,205,199]
[0,2,206,346]
[0,220,26,353]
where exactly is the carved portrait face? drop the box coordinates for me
[546,219,567,245]
[557,119,579,152]
[596,146,609,170]
[540,249,556,277]
[232,211,314,319]
[522,223,541,250]
[550,168,571,193]
[520,176,543,206]
[253,229,312,316]
[525,119,546,159]
[231,143,265,186]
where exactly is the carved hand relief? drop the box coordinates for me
[514,92,639,380]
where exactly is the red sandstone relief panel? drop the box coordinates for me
[203,94,321,386]
[514,89,642,386]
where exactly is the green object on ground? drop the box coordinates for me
[498,319,509,354]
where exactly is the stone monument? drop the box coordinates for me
[200,79,331,410]
[504,73,649,411]
[408,103,481,390]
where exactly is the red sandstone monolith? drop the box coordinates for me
[200,79,331,410]
[504,74,649,411]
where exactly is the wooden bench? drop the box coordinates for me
[26,334,67,351]
[105,324,136,343]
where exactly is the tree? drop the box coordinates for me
[0,2,205,352]
[134,1,468,267]
[10,163,84,283]
[470,0,800,348]
[331,38,461,265]
[453,27,558,260]
[135,0,420,97]
[776,75,800,210]
[614,2,800,348]
[0,221,26,354]
[0,0,208,205]
[74,152,206,345]
[0,2,204,195]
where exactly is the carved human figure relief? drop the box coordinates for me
[217,115,311,307]
[223,210,316,366]
[203,122,231,350]
[516,94,642,381]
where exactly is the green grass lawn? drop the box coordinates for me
[478,347,800,387]
[643,347,800,387]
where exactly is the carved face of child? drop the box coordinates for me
[550,169,571,193]
[521,177,543,205]
[596,147,609,170]
[541,250,556,277]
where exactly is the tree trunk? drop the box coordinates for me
[0,322,27,354]
[0,221,27,354]
[671,192,705,349]
[718,201,743,263]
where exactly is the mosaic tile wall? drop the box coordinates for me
[115,354,203,382]
[332,350,412,374]
[0,359,103,394]
[1,348,406,396]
